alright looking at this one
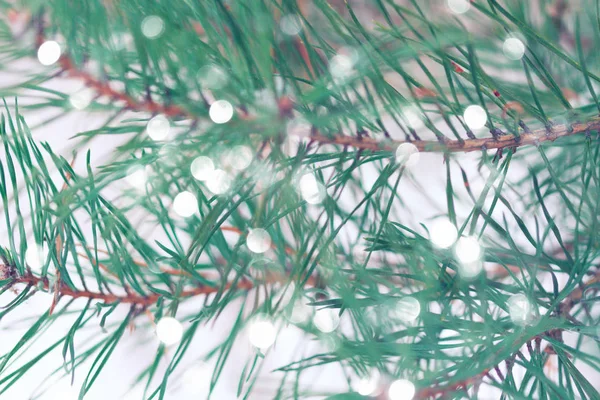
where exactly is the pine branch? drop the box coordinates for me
[416,268,600,399]
[53,44,599,155]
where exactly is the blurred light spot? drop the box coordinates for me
[147,115,170,141]
[395,143,420,168]
[205,169,232,194]
[248,317,277,349]
[69,88,94,110]
[397,296,421,323]
[280,14,303,36]
[191,156,215,181]
[463,105,487,130]
[313,308,340,333]
[503,37,526,60]
[388,379,415,400]
[156,317,183,345]
[299,173,326,204]
[141,15,165,39]
[209,100,234,124]
[173,191,198,217]
[430,219,458,249]
[246,229,271,254]
[447,0,470,14]
[455,236,482,264]
[37,41,61,66]
[198,65,228,90]
[25,242,47,272]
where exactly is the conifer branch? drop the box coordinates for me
[416,268,600,399]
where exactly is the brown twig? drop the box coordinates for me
[9,271,313,307]
[39,35,596,155]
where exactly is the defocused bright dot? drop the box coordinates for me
[147,115,170,141]
[503,37,526,60]
[455,236,482,264]
[447,0,470,14]
[353,370,380,396]
[25,242,47,272]
[313,308,340,333]
[173,191,198,217]
[330,54,354,79]
[397,296,421,323]
[156,317,183,346]
[287,300,312,324]
[458,260,483,279]
[125,166,148,190]
[228,145,253,171]
[280,14,303,36]
[299,173,326,204]
[69,88,94,110]
[388,379,415,400]
[246,228,271,254]
[209,100,234,124]
[141,15,165,39]
[508,294,534,325]
[205,169,232,194]
[403,106,424,130]
[463,105,487,130]
[430,219,458,249]
[191,156,215,181]
[37,41,61,66]
[198,65,228,90]
[395,143,420,168]
[248,317,277,350]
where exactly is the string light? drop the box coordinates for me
[299,173,326,204]
[25,243,47,272]
[508,294,535,325]
[458,260,483,279]
[146,115,170,141]
[463,105,487,130]
[396,296,421,323]
[330,54,355,80]
[248,317,277,350]
[280,14,303,36]
[155,317,183,346]
[191,156,215,181]
[503,37,526,60]
[37,41,61,66]
[395,143,420,168]
[173,191,198,217]
[353,370,380,396]
[447,0,470,14]
[388,379,416,400]
[205,169,232,195]
[455,236,482,264]
[430,219,458,249]
[228,145,253,171]
[246,229,271,254]
[209,100,234,124]
[286,300,312,324]
[141,15,165,39]
[403,106,424,130]
[198,65,228,90]
[125,166,148,191]
[69,88,94,110]
[313,308,340,333]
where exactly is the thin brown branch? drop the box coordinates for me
[312,118,599,153]
[9,272,311,307]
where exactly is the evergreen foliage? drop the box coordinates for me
[0,0,599,398]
